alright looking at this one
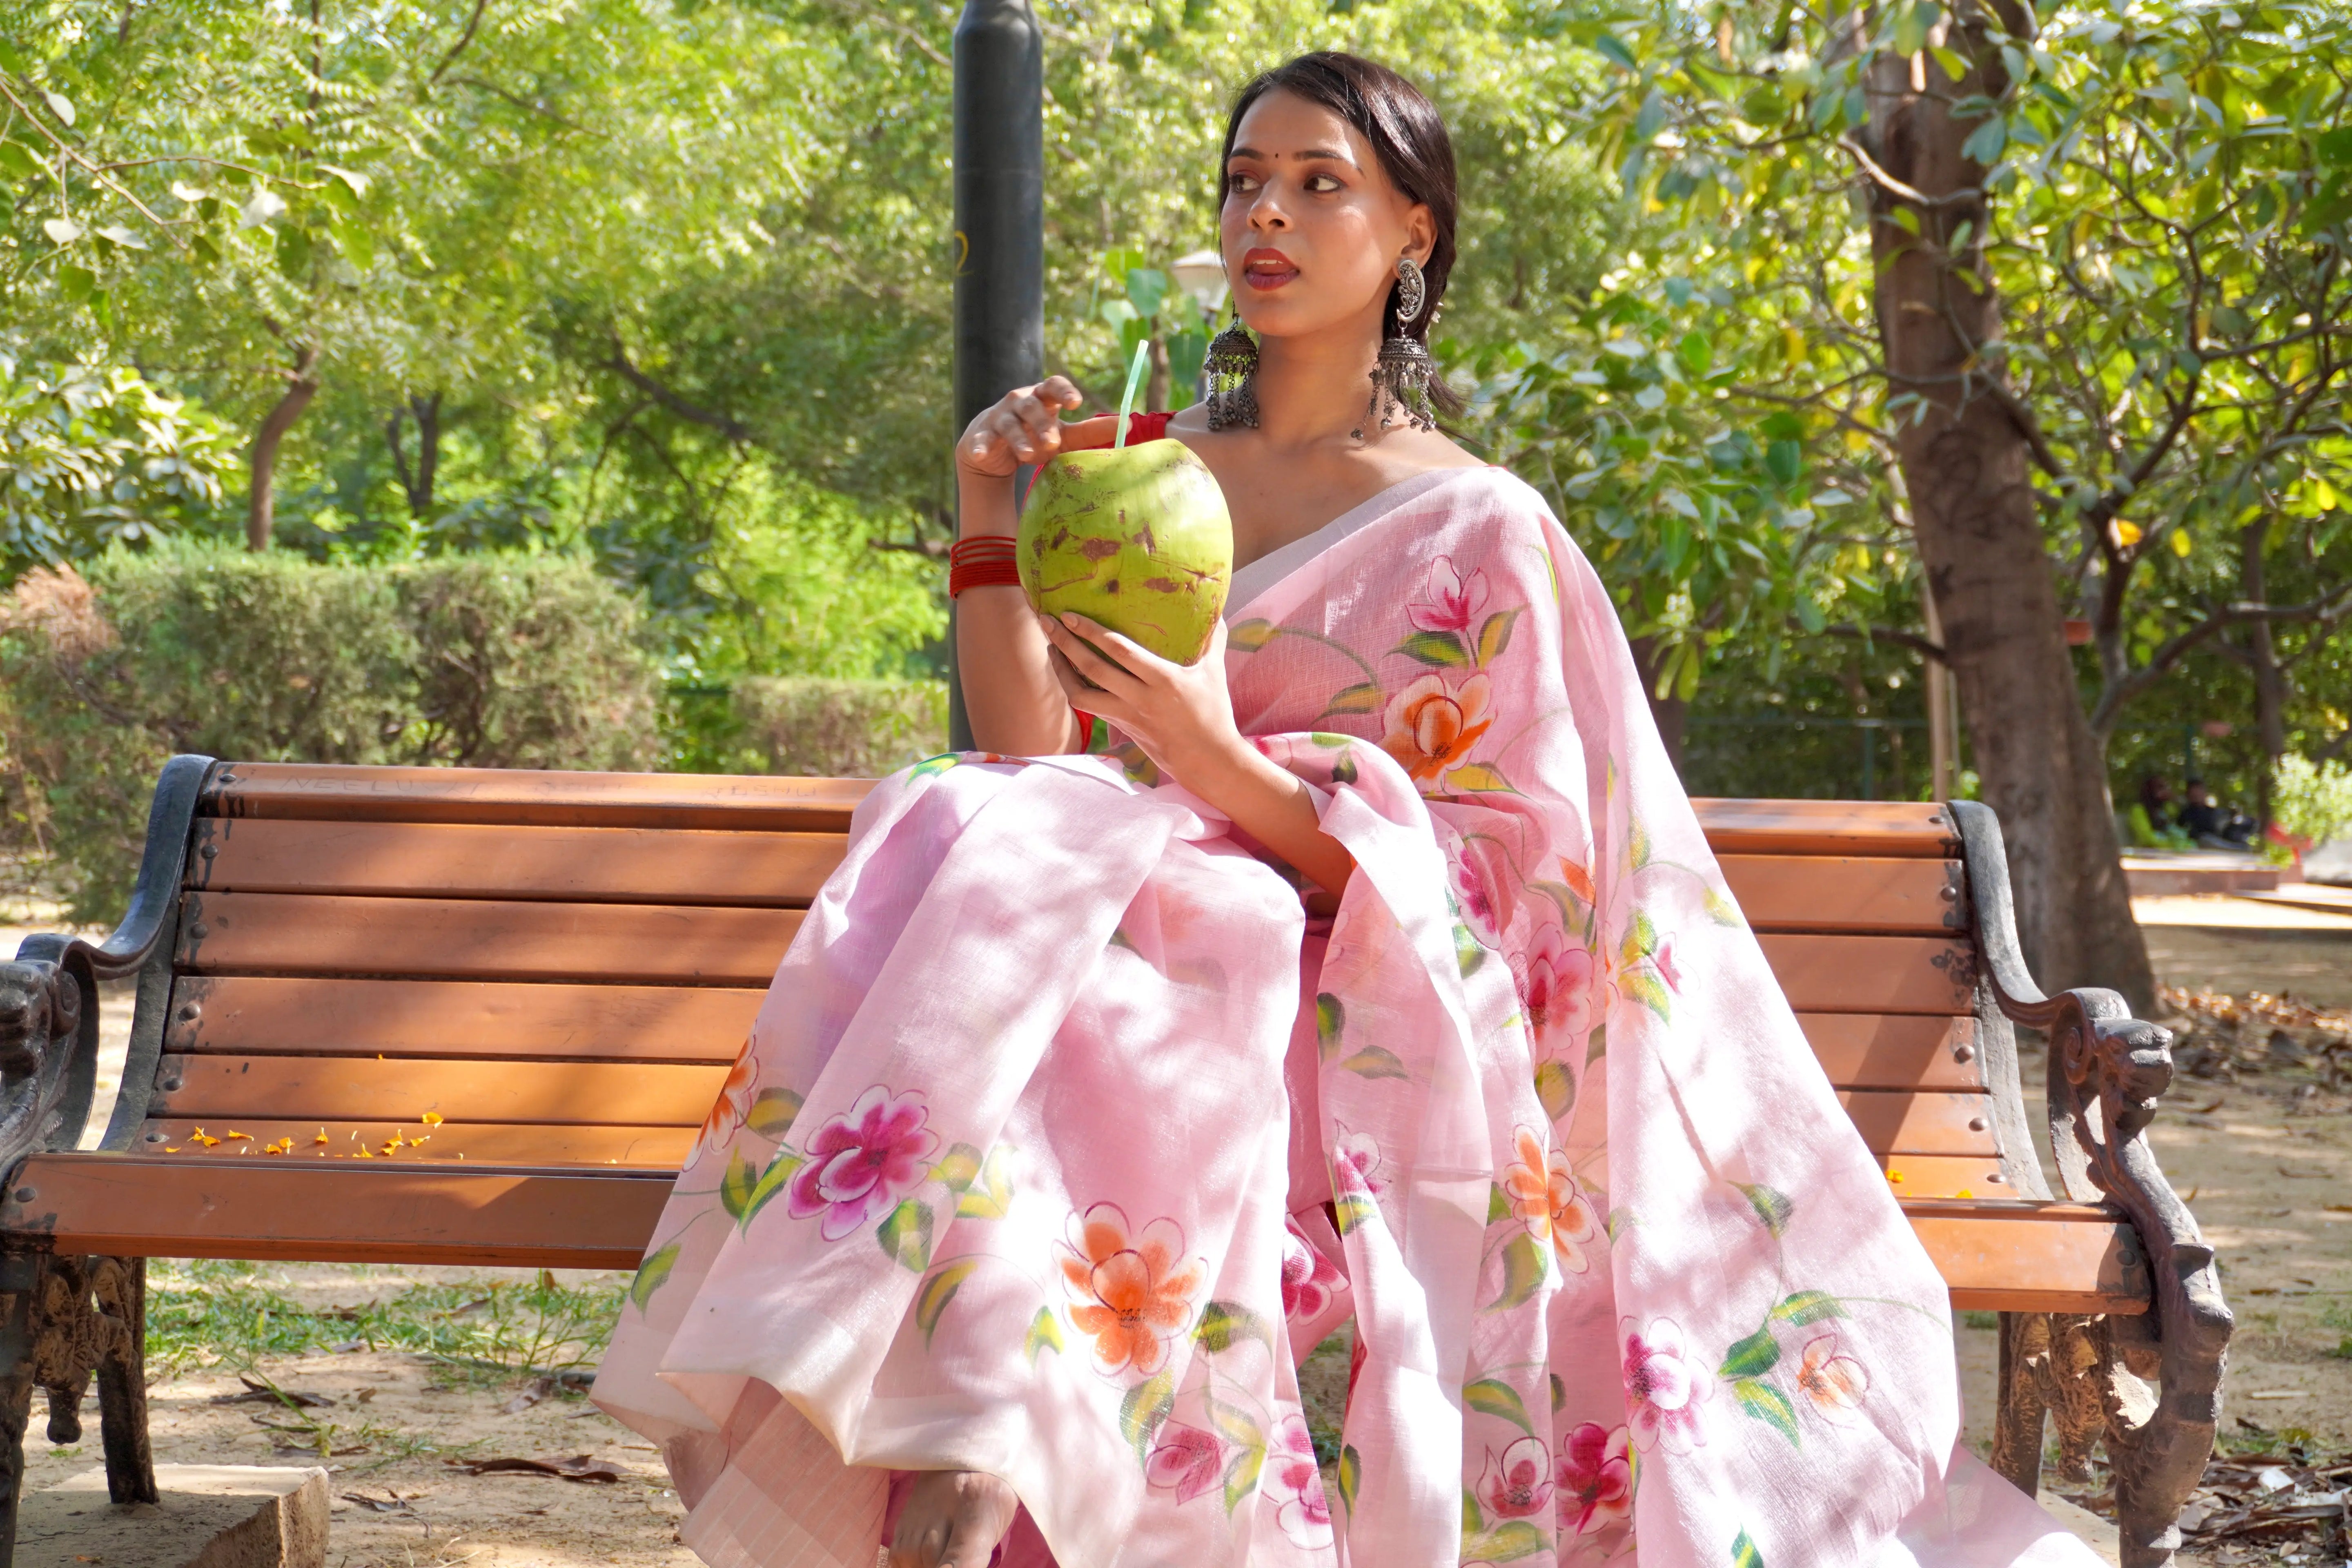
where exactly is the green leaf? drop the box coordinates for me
[1463,1521,1549,1562]
[1961,116,2007,166]
[718,1149,759,1222]
[1394,629,1470,666]
[1891,0,1929,57]
[1717,1326,1782,1380]
[1318,682,1383,717]
[1118,1368,1176,1460]
[933,1143,984,1192]
[1931,45,1970,84]
[1463,1377,1536,1434]
[1441,762,1517,794]
[1732,1378,1801,1447]
[1620,968,1672,1020]
[41,218,81,245]
[1023,1305,1063,1363]
[1334,1192,1379,1236]
[628,1241,680,1312]
[1677,330,1712,377]
[1337,1445,1361,1515]
[745,1087,802,1137]
[1194,1299,1272,1354]
[0,140,35,179]
[1591,33,1636,71]
[1339,1045,1410,1081]
[1486,1231,1548,1312]
[2320,127,2352,165]
[1474,608,1521,666]
[877,1199,934,1272]
[740,1150,804,1228]
[1487,1182,1512,1223]
[1228,618,1277,651]
[1736,1183,1794,1238]
[1551,1372,1566,1412]
[1732,1526,1766,1568]
[1315,992,1345,1059]
[40,90,73,127]
[1222,1432,1266,1514]
[915,1258,980,1345]
[1772,1290,1847,1326]
[1454,922,1487,977]
[1534,1059,1575,1120]
[955,1144,1014,1219]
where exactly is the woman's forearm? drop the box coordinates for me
[1185,741,1356,900]
[957,471,1083,756]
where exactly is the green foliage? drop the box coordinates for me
[2270,755,2352,847]
[721,677,947,779]
[0,541,657,920]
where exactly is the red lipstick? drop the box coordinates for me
[1240,247,1300,291]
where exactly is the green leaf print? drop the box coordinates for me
[1771,1290,1847,1325]
[1023,1306,1063,1364]
[1474,608,1522,667]
[1118,1368,1176,1461]
[1315,993,1345,1060]
[1194,1300,1273,1354]
[955,1144,1015,1219]
[877,1200,934,1272]
[740,1149,804,1229]
[1736,1183,1795,1238]
[1619,967,1672,1020]
[1486,1232,1548,1312]
[1334,1192,1380,1236]
[1339,1045,1410,1081]
[1331,748,1359,785]
[744,1087,803,1138]
[908,753,962,780]
[1337,1446,1362,1515]
[1204,1393,1267,1515]
[1550,1373,1567,1412]
[1394,629,1471,667]
[1486,1183,1513,1224]
[1533,1060,1575,1121]
[1318,683,1384,718]
[1442,762,1517,795]
[1463,1521,1548,1562]
[1228,618,1278,651]
[1731,1379,1801,1447]
[1732,1527,1766,1568]
[933,1143,984,1193]
[1717,1327,1782,1380]
[1462,1378,1536,1435]
[1704,886,1745,928]
[915,1259,980,1347]
[628,1241,681,1313]
[718,1149,759,1223]
[1461,1488,1485,1536]
[1454,922,1487,977]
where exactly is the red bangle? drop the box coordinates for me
[949,537,1022,599]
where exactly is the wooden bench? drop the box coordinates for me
[0,758,2230,1567]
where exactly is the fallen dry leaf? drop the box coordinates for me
[445,1453,623,1484]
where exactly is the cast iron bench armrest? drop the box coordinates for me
[0,755,216,1175]
[1951,799,2231,1568]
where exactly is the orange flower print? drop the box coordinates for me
[1380,671,1493,783]
[1501,1126,1599,1274]
[686,1042,757,1170]
[1056,1203,1206,1378]
[1501,1126,1555,1240]
[1795,1332,1869,1423]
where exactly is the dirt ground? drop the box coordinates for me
[2,902,2345,1564]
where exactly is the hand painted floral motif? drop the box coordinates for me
[1263,1414,1334,1548]
[1279,1225,1344,1325]
[1332,1125,1386,1197]
[1056,1204,1206,1377]
[1622,1316,1714,1454]
[1544,1152,1601,1275]
[1474,1434,1554,1519]
[1510,925,1596,1038]
[1795,1333,1869,1423]
[1449,835,1517,944]
[1501,1126,1557,1240]
[686,1043,757,1170]
[1380,670,1494,784]
[1144,1422,1224,1504]
[1408,555,1489,634]
[1555,1423,1633,1535]
[783,1085,938,1241]
[1655,933,1682,993]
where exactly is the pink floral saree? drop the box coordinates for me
[592,468,2100,1568]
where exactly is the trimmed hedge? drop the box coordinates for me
[1,543,659,923]
[730,677,949,778]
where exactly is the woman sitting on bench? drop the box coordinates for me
[595,52,2103,1568]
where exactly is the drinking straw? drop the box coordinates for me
[1113,338,1152,449]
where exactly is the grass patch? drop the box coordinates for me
[147,1261,624,1383]
[1960,1310,2001,1331]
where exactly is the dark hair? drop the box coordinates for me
[1221,53,1462,411]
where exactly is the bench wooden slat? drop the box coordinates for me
[1878,1155,2019,1198]
[1757,934,1974,1014]
[1690,799,1958,859]
[191,819,844,906]
[0,1156,2142,1314]
[1719,856,1962,935]
[132,1120,693,1168]
[1797,1015,1983,1091]
[169,977,760,1061]
[203,763,874,833]
[1836,1090,1998,1156]
[151,1055,729,1126]
[176,893,801,986]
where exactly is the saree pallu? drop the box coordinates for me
[592,468,2099,1568]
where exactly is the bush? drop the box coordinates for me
[1,542,659,923]
[730,677,947,777]
[2271,754,2352,847]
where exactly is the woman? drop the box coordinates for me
[595,54,2101,1568]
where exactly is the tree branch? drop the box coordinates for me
[428,0,489,87]
[601,341,753,443]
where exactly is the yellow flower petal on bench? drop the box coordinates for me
[421,1112,444,1127]
[315,1128,330,1145]
[1886,1170,1903,1184]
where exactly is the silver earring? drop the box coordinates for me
[1205,318,1259,431]
[1393,256,1426,327]
[1356,259,1437,440]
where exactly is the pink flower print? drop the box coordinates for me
[1280,1225,1344,1325]
[1511,927,1595,1038]
[1621,1316,1713,1454]
[1264,1414,1333,1548]
[1796,1332,1869,1423]
[1380,671,1494,784]
[1654,933,1682,993]
[1546,1152,1600,1275]
[1450,834,1516,943]
[1145,1423,1224,1505]
[1055,1204,1206,1377]
[1555,1423,1632,1535]
[686,1042,757,1171]
[1408,555,1489,635]
[1331,1125,1386,1197]
[1475,1434,1554,1519]
[783,1085,938,1241]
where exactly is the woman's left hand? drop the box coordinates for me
[1038,612,1245,786]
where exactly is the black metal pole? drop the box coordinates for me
[947,0,1044,752]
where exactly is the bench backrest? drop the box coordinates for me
[135,765,2036,1202]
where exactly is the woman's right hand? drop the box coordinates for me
[955,376,1085,482]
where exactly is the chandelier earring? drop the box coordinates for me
[1356,256,1437,441]
[1204,312,1260,432]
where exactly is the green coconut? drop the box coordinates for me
[1017,437,1233,666]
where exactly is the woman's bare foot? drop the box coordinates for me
[889,1470,1018,1568]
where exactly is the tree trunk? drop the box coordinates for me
[387,392,443,518]
[1860,7,2154,1008]
[248,346,321,551]
[2238,517,2287,828]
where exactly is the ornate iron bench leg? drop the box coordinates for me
[29,1256,153,1507]
[0,1254,37,1566]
